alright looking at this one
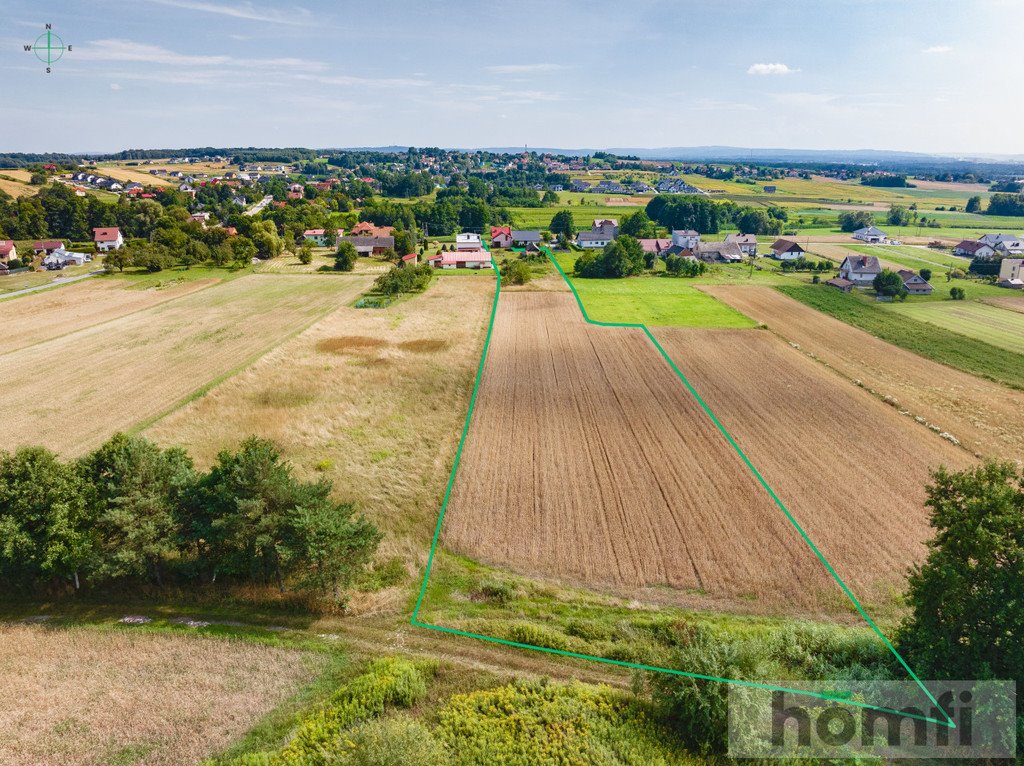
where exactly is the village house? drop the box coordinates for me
[93,227,124,251]
[979,233,1022,247]
[998,258,1024,289]
[456,232,483,251]
[638,238,671,258]
[724,233,758,256]
[770,238,805,260]
[303,228,344,247]
[575,231,612,249]
[0,240,17,263]
[32,240,65,256]
[400,253,419,267]
[350,222,395,237]
[897,269,934,295]
[43,248,89,269]
[994,238,1024,256]
[429,249,492,270]
[852,226,887,244]
[490,226,512,248]
[338,235,395,256]
[188,212,210,226]
[511,230,542,247]
[695,241,743,263]
[838,254,882,286]
[671,229,701,250]
[592,219,619,237]
[953,240,996,259]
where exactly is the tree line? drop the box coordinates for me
[0,434,381,600]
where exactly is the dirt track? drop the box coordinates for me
[703,285,1024,463]
[443,290,931,615]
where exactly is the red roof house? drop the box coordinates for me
[93,227,124,251]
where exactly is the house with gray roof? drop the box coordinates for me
[510,230,542,246]
[852,226,887,243]
[839,254,882,286]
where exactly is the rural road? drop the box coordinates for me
[0,269,104,300]
[243,195,274,216]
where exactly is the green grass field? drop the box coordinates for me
[553,253,757,328]
[777,284,1024,389]
[884,300,1024,353]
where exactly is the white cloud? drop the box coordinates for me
[140,0,311,25]
[923,45,953,54]
[110,83,122,90]
[77,40,327,72]
[747,63,799,76]
[486,63,564,75]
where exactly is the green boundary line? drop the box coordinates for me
[411,248,954,728]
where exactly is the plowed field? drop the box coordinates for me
[703,285,1024,462]
[442,290,964,614]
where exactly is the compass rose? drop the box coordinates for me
[24,24,71,73]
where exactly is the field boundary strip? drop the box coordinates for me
[410,250,952,728]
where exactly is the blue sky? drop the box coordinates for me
[2,0,1022,154]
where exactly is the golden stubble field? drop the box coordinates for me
[704,285,1024,463]
[145,276,497,603]
[0,277,219,355]
[0,624,321,766]
[0,274,370,456]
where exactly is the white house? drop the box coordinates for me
[456,232,482,251]
[0,240,16,263]
[853,226,887,243]
[93,227,124,251]
[490,226,512,248]
[770,238,805,260]
[575,231,611,249]
[724,233,758,256]
[998,258,1024,288]
[994,239,1024,256]
[671,229,701,249]
[592,218,619,238]
[953,240,996,259]
[303,228,343,247]
[839,254,882,286]
[979,233,1022,247]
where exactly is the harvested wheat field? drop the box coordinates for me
[0,274,369,456]
[983,295,1024,315]
[146,277,496,585]
[0,624,321,766]
[652,326,972,609]
[442,290,869,615]
[703,285,1024,463]
[0,277,218,355]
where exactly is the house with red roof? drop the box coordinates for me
[33,240,65,255]
[400,253,419,266]
[0,240,17,263]
[350,222,395,237]
[428,248,492,270]
[490,226,512,248]
[303,228,344,247]
[93,227,124,251]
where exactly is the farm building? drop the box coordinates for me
[724,233,758,256]
[769,239,805,260]
[511,230,542,246]
[838,254,882,286]
[43,248,89,269]
[32,240,65,255]
[998,258,1024,288]
[456,233,483,251]
[400,253,419,266]
[852,226,887,243]
[349,222,395,237]
[695,241,743,263]
[490,226,512,248]
[428,249,492,269]
[338,235,395,256]
[826,277,855,293]
[0,240,16,263]
[953,240,996,259]
[638,238,671,257]
[93,227,124,251]
[897,270,934,295]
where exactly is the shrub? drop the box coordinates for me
[335,241,358,271]
[372,264,432,296]
[505,622,568,651]
[500,259,531,286]
[475,578,516,605]
[564,618,613,642]
[329,715,448,766]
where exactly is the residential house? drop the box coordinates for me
[671,229,701,249]
[979,233,1022,247]
[998,258,1024,289]
[490,226,512,248]
[953,240,996,259]
[338,235,395,256]
[897,269,933,295]
[43,248,89,269]
[838,254,882,286]
[0,240,16,263]
[93,227,124,251]
[455,233,482,251]
[510,230,542,247]
[570,180,591,193]
[428,249,492,270]
[770,238,805,260]
[852,226,887,243]
[350,222,395,237]
[592,219,619,237]
[32,240,65,256]
[724,233,758,256]
[638,238,671,257]
[826,277,855,293]
[303,228,344,247]
[188,212,210,226]
[994,239,1024,256]
[575,231,612,249]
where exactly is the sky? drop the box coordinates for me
[2,0,1023,155]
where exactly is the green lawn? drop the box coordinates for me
[553,253,757,328]
[778,284,1024,389]
[885,300,1024,354]
[843,244,966,272]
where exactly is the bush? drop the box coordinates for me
[329,715,448,766]
[500,259,531,286]
[372,263,432,296]
[475,578,516,605]
[335,241,358,271]
[6,258,23,269]
[506,622,568,651]
[564,618,613,642]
